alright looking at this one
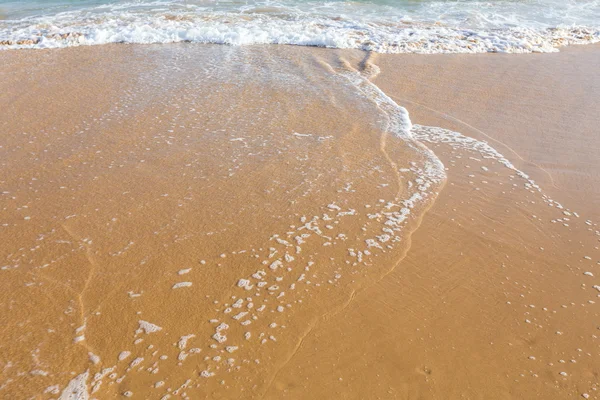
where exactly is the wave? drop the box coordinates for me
[1,3,599,53]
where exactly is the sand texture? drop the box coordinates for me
[0,44,599,399]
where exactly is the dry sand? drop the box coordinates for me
[0,44,599,399]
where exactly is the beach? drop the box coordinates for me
[264,45,600,399]
[374,46,600,221]
[1,42,599,399]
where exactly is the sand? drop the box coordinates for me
[262,47,600,399]
[373,45,600,221]
[0,44,599,399]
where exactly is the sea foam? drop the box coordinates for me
[0,0,599,53]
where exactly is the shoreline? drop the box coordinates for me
[262,46,600,399]
[373,43,600,220]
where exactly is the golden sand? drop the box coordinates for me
[0,44,599,399]
[372,45,600,221]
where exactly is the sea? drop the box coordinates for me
[1,0,599,52]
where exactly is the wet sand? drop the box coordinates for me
[0,44,599,399]
[373,45,600,220]
[265,47,600,399]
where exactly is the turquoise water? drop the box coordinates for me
[1,0,599,51]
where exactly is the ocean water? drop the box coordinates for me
[0,0,599,52]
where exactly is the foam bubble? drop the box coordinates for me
[59,371,89,400]
[137,320,162,334]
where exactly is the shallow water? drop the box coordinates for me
[0,44,445,398]
[2,43,599,399]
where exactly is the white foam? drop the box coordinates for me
[88,353,100,365]
[137,320,162,334]
[172,281,192,289]
[237,278,253,290]
[1,1,598,53]
[59,371,89,400]
[178,334,195,350]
